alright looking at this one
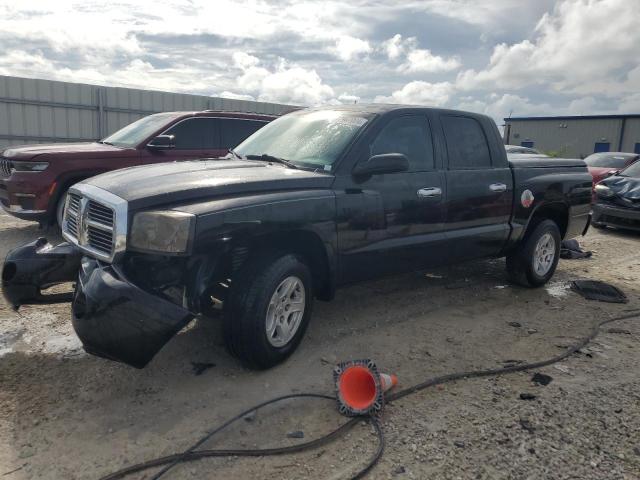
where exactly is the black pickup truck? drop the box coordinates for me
[2,105,592,369]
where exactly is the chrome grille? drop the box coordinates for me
[88,200,114,227]
[0,158,11,178]
[87,226,113,254]
[62,189,119,261]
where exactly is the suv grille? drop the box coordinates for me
[63,193,115,258]
[0,157,11,178]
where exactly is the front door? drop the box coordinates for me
[336,114,447,284]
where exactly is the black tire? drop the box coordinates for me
[55,190,68,228]
[506,219,561,288]
[223,252,313,369]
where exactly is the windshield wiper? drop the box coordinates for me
[228,148,242,159]
[98,140,115,146]
[245,154,298,169]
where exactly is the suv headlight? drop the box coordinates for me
[130,211,195,254]
[10,161,49,172]
[594,184,614,198]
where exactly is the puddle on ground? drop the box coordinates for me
[546,281,571,299]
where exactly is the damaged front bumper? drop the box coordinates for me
[2,239,194,368]
[72,259,193,368]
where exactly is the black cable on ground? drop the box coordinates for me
[99,311,639,480]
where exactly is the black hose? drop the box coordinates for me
[98,311,639,480]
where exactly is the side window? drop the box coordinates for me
[442,116,491,169]
[370,116,434,171]
[220,120,266,148]
[164,118,220,149]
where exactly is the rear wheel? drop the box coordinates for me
[506,219,561,287]
[223,252,313,369]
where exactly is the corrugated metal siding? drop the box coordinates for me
[0,75,296,148]
[505,118,624,158]
[621,118,640,153]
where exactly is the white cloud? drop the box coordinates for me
[374,81,454,106]
[399,48,461,73]
[219,91,255,101]
[381,34,460,73]
[456,0,640,94]
[381,34,406,60]
[338,93,360,103]
[233,54,335,105]
[331,36,372,61]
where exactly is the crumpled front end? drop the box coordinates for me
[2,238,82,309]
[71,258,193,368]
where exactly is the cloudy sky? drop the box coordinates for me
[1,0,639,124]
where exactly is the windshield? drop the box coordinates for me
[584,153,636,168]
[102,113,180,147]
[619,159,640,177]
[234,109,373,169]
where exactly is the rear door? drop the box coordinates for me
[220,118,268,151]
[439,114,513,260]
[336,114,447,283]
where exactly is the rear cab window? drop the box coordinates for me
[441,115,492,169]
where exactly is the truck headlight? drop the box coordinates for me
[594,184,614,198]
[130,211,195,254]
[10,161,49,172]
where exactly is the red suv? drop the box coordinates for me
[0,111,277,226]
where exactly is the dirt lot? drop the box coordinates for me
[0,210,639,480]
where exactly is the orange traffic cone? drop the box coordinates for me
[333,359,398,416]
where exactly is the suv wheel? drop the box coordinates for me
[55,190,68,228]
[223,252,313,369]
[506,219,561,287]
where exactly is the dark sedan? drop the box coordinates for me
[592,160,640,231]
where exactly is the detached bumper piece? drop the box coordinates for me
[2,238,82,309]
[72,259,193,368]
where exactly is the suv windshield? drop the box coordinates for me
[584,153,637,168]
[102,112,181,147]
[234,109,372,169]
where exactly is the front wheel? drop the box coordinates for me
[55,190,68,228]
[506,219,561,287]
[223,253,313,369]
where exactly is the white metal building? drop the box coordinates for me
[0,75,297,148]
[503,114,640,158]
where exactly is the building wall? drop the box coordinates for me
[621,118,640,153]
[0,75,296,148]
[505,118,627,158]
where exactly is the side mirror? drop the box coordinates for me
[147,135,175,149]
[606,169,620,177]
[353,153,409,177]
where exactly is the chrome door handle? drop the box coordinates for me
[417,187,442,198]
[489,183,507,192]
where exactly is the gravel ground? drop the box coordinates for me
[0,210,639,480]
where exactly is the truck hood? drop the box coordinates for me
[82,159,334,210]
[2,142,124,160]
